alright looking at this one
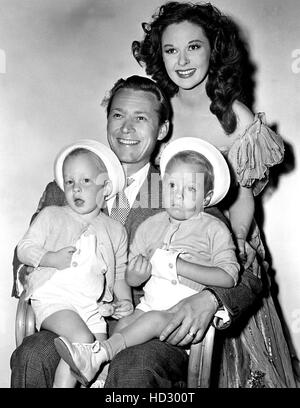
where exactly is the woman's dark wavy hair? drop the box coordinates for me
[132,1,246,134]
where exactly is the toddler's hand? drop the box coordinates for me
[98,302,115,317]
[112,300,134,320]
[54,246,76,270]
[128,254,152,284]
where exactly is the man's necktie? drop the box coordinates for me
[110,178,134,225]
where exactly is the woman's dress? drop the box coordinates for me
[216,113,297,387]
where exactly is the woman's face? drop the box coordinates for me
[161,21,211,90]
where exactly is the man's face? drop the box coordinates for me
[107,88,167,170]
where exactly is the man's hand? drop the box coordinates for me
[127,255,152,286]
[40,246,76,270]
[159,290,218,347]
[112,299,134,320]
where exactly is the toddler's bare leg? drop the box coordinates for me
[90,309,145,387]
[42,309,96,388]
[117,310,175,348]
[53,310,176,387]
[112,308,145,333]
[90,310,174,387]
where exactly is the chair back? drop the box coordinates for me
[187,325,215,387]
[15,291,36,347]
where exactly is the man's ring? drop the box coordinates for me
[188,330,196,338]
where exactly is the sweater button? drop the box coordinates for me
[168,263,173,269]
[171,280,177,285]
[72,261,78,267]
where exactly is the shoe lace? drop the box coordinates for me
[91,340,101,353]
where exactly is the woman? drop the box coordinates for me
[132,1,296,388]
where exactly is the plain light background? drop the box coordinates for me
[0,0,299,388]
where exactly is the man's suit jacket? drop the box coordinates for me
[124,165,164,245]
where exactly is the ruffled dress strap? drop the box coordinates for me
[227,113,284,196]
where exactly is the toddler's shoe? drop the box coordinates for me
[90,379,105,388]
[54,337,103,386]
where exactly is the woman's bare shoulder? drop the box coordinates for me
[232,101,254,133]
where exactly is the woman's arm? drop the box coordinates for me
[229,185,254,240]
[228,185,255,257]
[229,101,256,257]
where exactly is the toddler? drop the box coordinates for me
[17,139,133,387]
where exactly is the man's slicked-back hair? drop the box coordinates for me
[104,75,171,126]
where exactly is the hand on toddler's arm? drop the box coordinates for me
[159,291,217,346]
[40,246,76,270]
[126,254,152,287]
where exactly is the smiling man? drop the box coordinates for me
[103,76,170,245]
